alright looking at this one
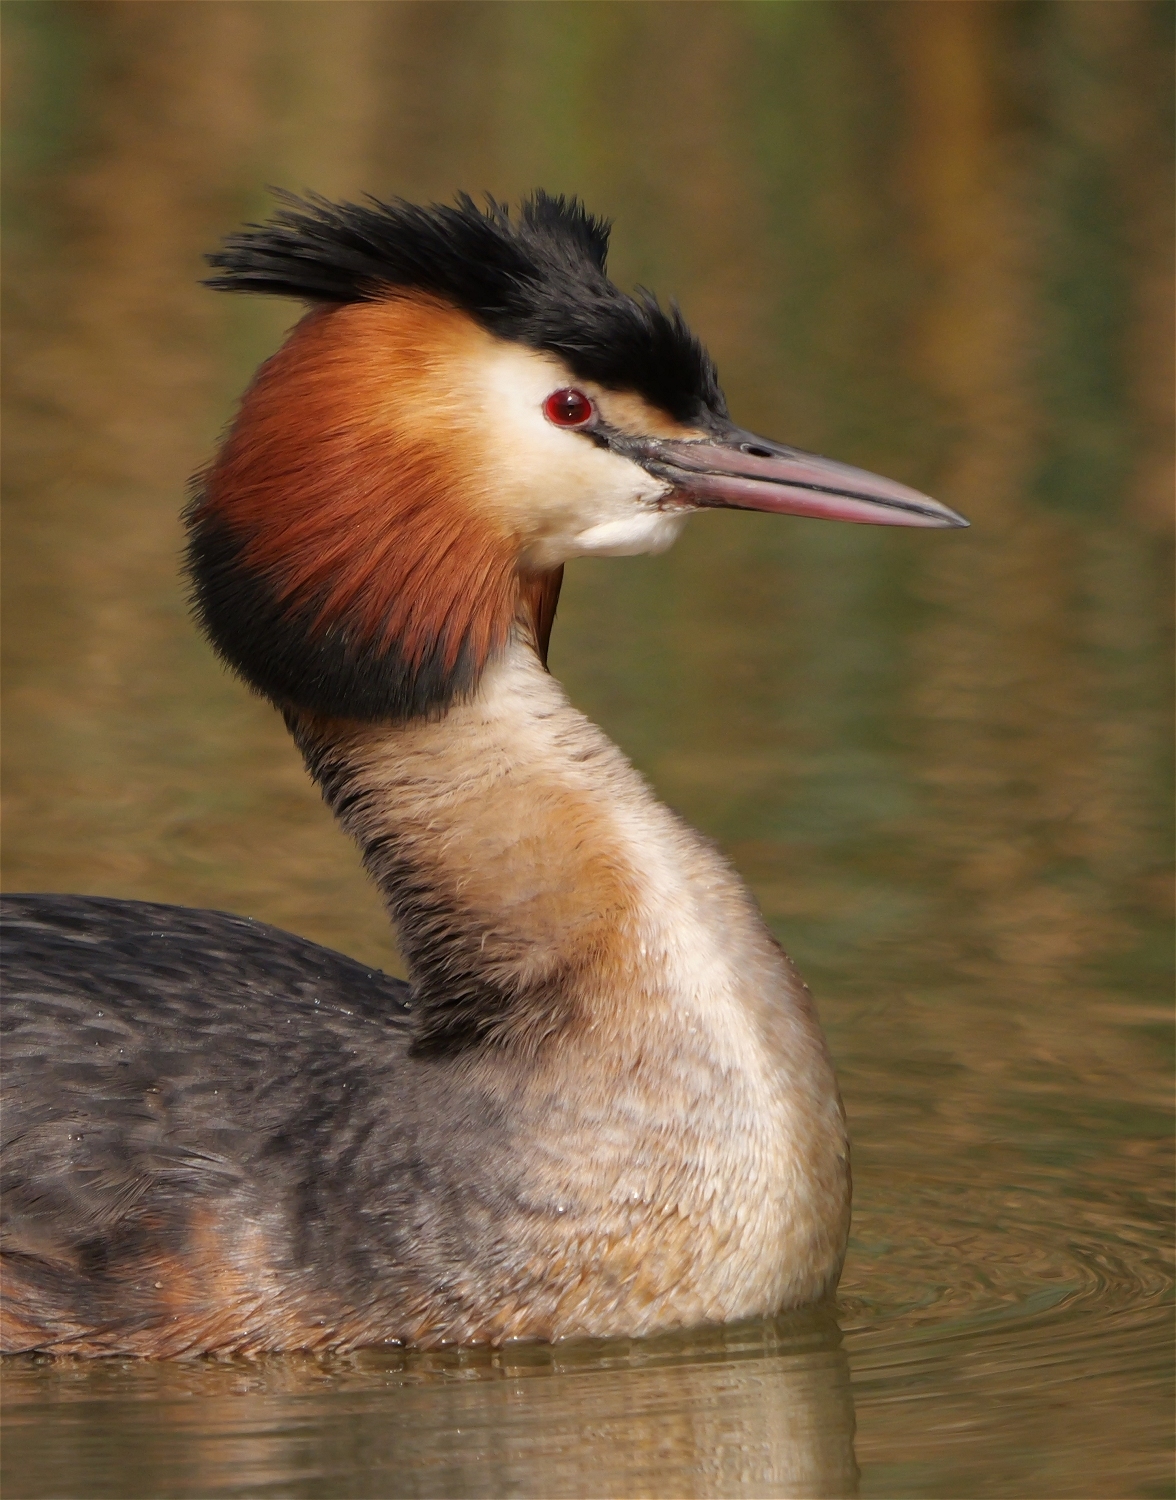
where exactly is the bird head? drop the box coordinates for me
[188,191,965,722]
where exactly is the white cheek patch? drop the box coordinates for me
[469,343,692,566]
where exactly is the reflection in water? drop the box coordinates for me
[2,4,1172,1498]
[3,1314,858,1500]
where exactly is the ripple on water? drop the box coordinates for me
[837,1135,1174,1497]
[841,1135,1173,1328]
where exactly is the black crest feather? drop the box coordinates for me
[205,190,726,423]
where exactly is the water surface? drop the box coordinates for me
[3,4,1172,1496]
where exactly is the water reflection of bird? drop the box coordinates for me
[1,192,966,1356]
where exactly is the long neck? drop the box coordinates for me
[288,636,826,1073]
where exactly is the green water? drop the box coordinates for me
[2,3,1172,1496]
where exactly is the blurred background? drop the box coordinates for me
[2,4,1172,1498]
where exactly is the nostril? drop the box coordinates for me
[742,444,773,459]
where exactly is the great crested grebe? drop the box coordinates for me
[1,192,966,1357]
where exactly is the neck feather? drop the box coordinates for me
[287,638,809,1063]
[289,640,646,1053]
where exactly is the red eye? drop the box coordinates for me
[544,388,595,428]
